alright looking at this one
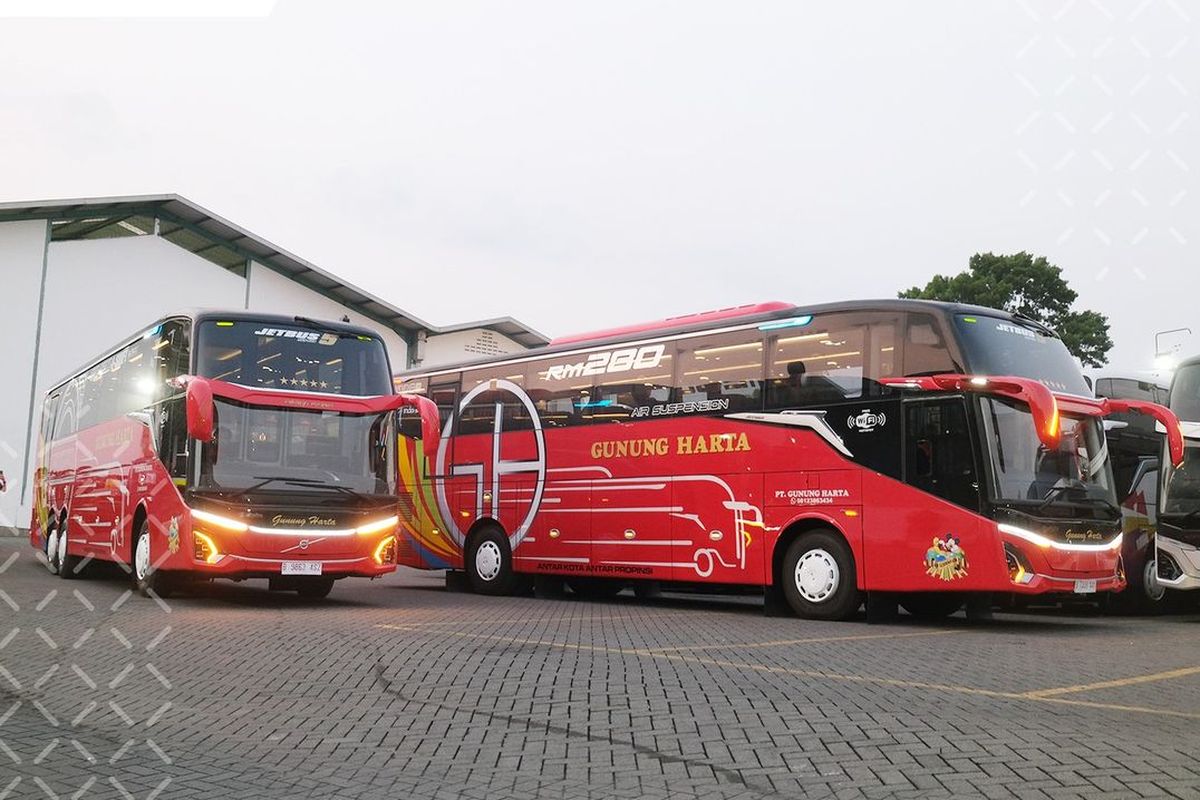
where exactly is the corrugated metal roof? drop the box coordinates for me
[0,193,550,348]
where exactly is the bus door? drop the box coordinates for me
[864,395,986,590]
[903,396,981,512]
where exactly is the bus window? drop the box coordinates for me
[903,313,960,377]
[904,398,980,511]
[674,332,764,414]
[765,314,896,409]
[525,361,591,428]
[459,370,533,434]
[588,348,676,422]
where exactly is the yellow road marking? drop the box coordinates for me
[376,625,1200,721]
[644,629,962,653]
[1023,665,1200,698]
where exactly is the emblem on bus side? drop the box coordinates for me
[167,516,180,554]
[434,380,547,550]
[847,409,886,433]
[924,535,968,581]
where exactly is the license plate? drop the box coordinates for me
[1073,578,1097,594]
[282,561,323,576]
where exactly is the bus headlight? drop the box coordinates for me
[1004,544,1033,584]
[373,535,397,565]
[190,508,248,532]
[998,523,1122,553]
[356,515,399,536]
[194,531,221,564]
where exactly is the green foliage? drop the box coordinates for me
[899,252,1113,367]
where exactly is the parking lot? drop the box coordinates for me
[3,536,1200,800]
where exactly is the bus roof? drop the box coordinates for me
[397,298,1052,379]
[45,308,387,396]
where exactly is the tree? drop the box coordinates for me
[899,252,1113,367]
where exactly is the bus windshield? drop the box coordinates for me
[196,398,397,498]
[1163,363,1200,522]
[954,314,1091,397]
[978,396,1115,510]
[196,319,392,396]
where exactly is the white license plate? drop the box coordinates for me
[1073,578,1097,594]
[282,561,323,576]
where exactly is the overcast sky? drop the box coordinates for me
[1,1,1196,376]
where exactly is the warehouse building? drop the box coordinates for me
[0,194,548,533]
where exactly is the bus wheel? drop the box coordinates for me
[467,526,518,595]
[45,525,61,575]
[899,593,964,620]
[566,578,624,599]
[295,578,335,599]
[781,531,862,620]
[57,525,83,581]
[132,521,174,599]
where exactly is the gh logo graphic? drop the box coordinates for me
[434,380,547,549]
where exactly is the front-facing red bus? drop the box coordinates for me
[31,311,436,599]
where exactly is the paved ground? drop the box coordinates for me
[3,536,1200,800]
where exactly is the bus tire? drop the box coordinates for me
[132,520,174,598]
[466,525,518,596]
[780,531,862,621]
[900,593,964,620]
[295,578,335,599]
[57,523,83,581]
[1115,553,1168,615]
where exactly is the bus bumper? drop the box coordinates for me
[1001,535,1125,595]
[187,554,396,580]
[1154,535,1200,591]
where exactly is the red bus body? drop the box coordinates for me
[393,300,1181,617]
[30,311,436,596]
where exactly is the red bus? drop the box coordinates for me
[31,311,437,599]
[393,300,1183,620]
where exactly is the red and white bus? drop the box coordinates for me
[30,311,437,599]
[393,300,1183,620]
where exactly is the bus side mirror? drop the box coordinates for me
[1105,398,1184,467]
[185,377,215,442]
[391,394,441,463]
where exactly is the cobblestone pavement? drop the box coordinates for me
[3,537,1200,800]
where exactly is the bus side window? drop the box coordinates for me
[765,313,896,409]
[904,398,980,512]
[674,332,763,414]
[525,361,590,428]
[459,371,533,434]
[903,313,961,377]
[157,397,190,479]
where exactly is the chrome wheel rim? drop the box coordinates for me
[795,548,839,603]
[475,541,502,582]
[1144,558,1166,602]
[135,533,150,582]
[47,530,60,573]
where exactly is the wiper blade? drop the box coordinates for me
[275,477,368,500]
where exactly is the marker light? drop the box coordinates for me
[190,508,248,532]
[998,523,1122,553]
[758,315,813,331]
[193,531,221,564]
[373,535,397,565]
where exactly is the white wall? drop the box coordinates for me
[422,327,525,367]
[18,235,248,525]
[246,261,411,372]
[0,220,49,533]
